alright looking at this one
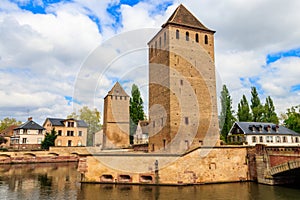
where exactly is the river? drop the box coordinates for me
[0,162,299,200]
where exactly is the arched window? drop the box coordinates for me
[204,35,208,44]
[176,30,179,39]
[195,33,199,43]
[186,32,189,41]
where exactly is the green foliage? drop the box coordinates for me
[237,95,252,122]
[0,136,7,145]
[284,106,300,133]
[68,106,102,146]
[262,96,279,124]
[129,84,145,144]
[220,85,236,143]
[0,117,22,131]
[250,87,264,122]
[41,128,58,150]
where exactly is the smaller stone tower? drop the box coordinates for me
[103,82,130,149]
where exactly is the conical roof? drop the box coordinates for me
[163,4,215,32]
[107,82,129,97]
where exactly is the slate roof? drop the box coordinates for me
[45,118,88,128]
[106,82,129,97]
[230,122,299,136]
[14,120,44,130]
[162,4,215,32]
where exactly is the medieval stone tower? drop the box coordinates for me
[148,4,220,153]
[103,82,130,148]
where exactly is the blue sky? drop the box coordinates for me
[1,0,300,124]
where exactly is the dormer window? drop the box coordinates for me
[272,125,279,132]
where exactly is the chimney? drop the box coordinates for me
[28,117,33,121]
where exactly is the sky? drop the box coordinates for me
[0,0,300,125]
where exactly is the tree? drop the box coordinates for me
[220,85,236,143]
[237,95,252,122]
[250,87,264,122]
[67,106,102,146]
[41,128,58,150]
[129,84,145,144]
[0,117,22,131]
[262,96,279,124]
[284,106,300,133]
[0,136,7,145]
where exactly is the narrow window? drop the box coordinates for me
[296,137,299,143]
[120,96,122,100]
[252,136,257,143]
[180,80,183,86]
[164,32,166,45]
[163,139,166,150]
[153,121,155,128]
[195,33,199,43]
[276,136,281,143]
[58,130,62,136]
[176,30,179,39]
[186,32,189,41]
[78,131,82,137]
[185,117,189,125]
[159,37,161,49]
[259,136,263,143]
[204,35,208,44]
[155,41,157,54]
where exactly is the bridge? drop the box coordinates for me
[251,145,300,185]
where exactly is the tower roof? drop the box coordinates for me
[107,82,129,97]
[162,4,215,33]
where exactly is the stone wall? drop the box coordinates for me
[80,146,249,185]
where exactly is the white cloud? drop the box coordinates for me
[1,0,300,125]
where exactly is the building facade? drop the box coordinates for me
[102,82,130,149]
[228,122,300,146]
[11,117,45,149]
[0,125,18,148]
[148,4,220,153]
[43,118,88,147]
[133,120,149,145]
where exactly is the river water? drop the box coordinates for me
[0,162,300,200]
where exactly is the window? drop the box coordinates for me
[67,122,74,127]
[266,136,273,143]
[163,139,166,150]
[58,130,62,136]
[22,138,27,144]
[67,131,74,136]
[68,140,72,147]
[37,138,42,144]
[115,96,118,100]
[296,137,299,143]
[176,30,179,39]
[180,80,183,86]
[153,121,155,128]
[186,32,189,41]
[276,136,281,143]
[259,136,263,143]
[78,131,82,137]
[120,96,122,100]
[38,130,43,135]
[204,35,208,44]
[185,117,189,125]
[159,37,161,49]
[195,33,199,43]
[252,136,257,143]
[283,136,287,143]
[24,129,28,134]
[164,32,166,45]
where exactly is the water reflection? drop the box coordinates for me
[0,162,300,200]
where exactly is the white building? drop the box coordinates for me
[228,122,300,146]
